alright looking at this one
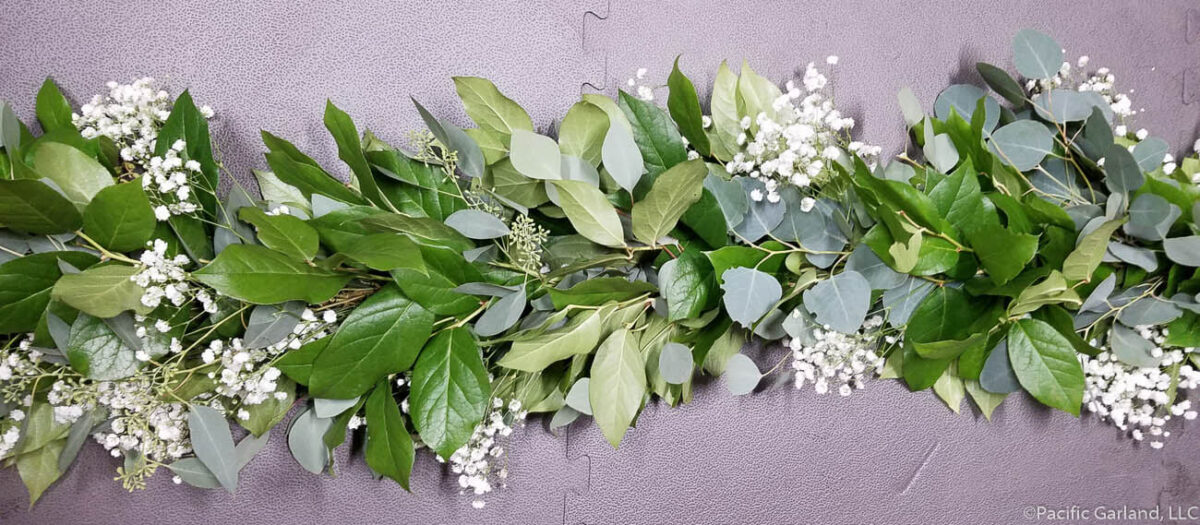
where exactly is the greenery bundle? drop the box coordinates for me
[0,29,1197,507]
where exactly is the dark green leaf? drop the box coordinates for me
[659,249,716,322]
[364,383,415,490]
[666,57,710,156]
[35,78,74,132]
[618,91,687,178]
[410,327,490,459]
[0,179,82,234]
[238,206,319,260]
[193,244,351,304]
[1007,319,1085,415]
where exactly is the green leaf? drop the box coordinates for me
[275,338,328,386]
[1007,319,1085,416]
[323,101,386,209]
[558,101,609,166]
[0,251,97,334]
[193,244,351,304]
[52,264,147,318]
[35,78,74,133]
[364,383,415,490]
[932,362,966,413]
[666,57,711,156]
[986,120,1054,172]
[708,61,741,161]
[967,223,1037,285]
[367,149,467,220]
[237,206,319,260]
[550,180,625,248]
[188,405,239,493]
[30,142,114,209]
[487,158,549,208]
[965,379,1007,420]
[619,90,687,178]
[0,179,83,234]
[360,212,475,253]
[720,267,781,328]
[339,232,425,273]
[589,328,646,448]
[975,63,1025,106]
[498,310,602,372]
[66,314,139,380]
[409,327,490,459]
[1008,270,1080,316]
[157,91,219,216]
[309,285,434,399]
[82,181,155,252]
[452,77,533,140]
[308,205,386,252]
[735,61,783,131]
[659,249,716,322]
[263,145,365,206]
[548,278,656,309]
[631,159,707,244]
[1012,29,1063,79]
[16,439,64,505]
[389,244,482,316]
[1062,218,1125,281]
[913,332,987,360]
[253,170,309,212]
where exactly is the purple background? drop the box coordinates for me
[2,1,1200,523]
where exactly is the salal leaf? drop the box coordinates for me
[82,182,156,252]
[801,271,871,334]
[324,101,386,209]
[618,90,686,178]
[558,101,609,166]
[238,206,319,260]
[968,223,1038,285]
[444,209,510,239]
[1012,29,1063,79]
[0,251,97,334]
[986,120,1054,171]
[708,61,741,160]
[364,383,415,490]
[631,159,707,244]
[390,244,482,315]
[1007,319,1085,416]
[0,179,83,234]
[509,129,561,180]
[66,314,138,380]
[193,244,351,304]
[410,327,490,459]
[589,328,646,448]
[16,439,64,505]
[1062,218,1125,281]
[548,278,655,309]
[720,267,782,328]
[497,310,602,372]
[666,57,710,156]
[31,142,114,208]
[452,77,533,140]
[309,285,434,399]
[736,61,782,130]
[35,78,74,132]
[188,405,239,493]
[601,118,644,193]
[659,249,716,322]
[339,232,425,273]
[550,180,625,248]
[52,264,148,318]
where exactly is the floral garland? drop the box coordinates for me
[1,28,1199,508]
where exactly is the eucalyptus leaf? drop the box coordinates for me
[1109,323,1161,368]
[979,341,1021,394]
[188,405,239,493]
[723,353,761,395]
[444,209,511,239]
[720,267,782,329]
[802,271,871,334]
[474,287,526,337]
[658,342,694,385]
[987,120,1054,171]
[1164,236,1200,266]
[1012,29,1063,79]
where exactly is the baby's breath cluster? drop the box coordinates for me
[133,239,216,313]
[1080,326,1199,449]
[143,140,203,219]
[725,60,881,202]
[790,314,888,396]
[436,396,527,509]
[73,78,173,165]
[200,308,335,414]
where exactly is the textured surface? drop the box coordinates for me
[2,1,1200,524]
